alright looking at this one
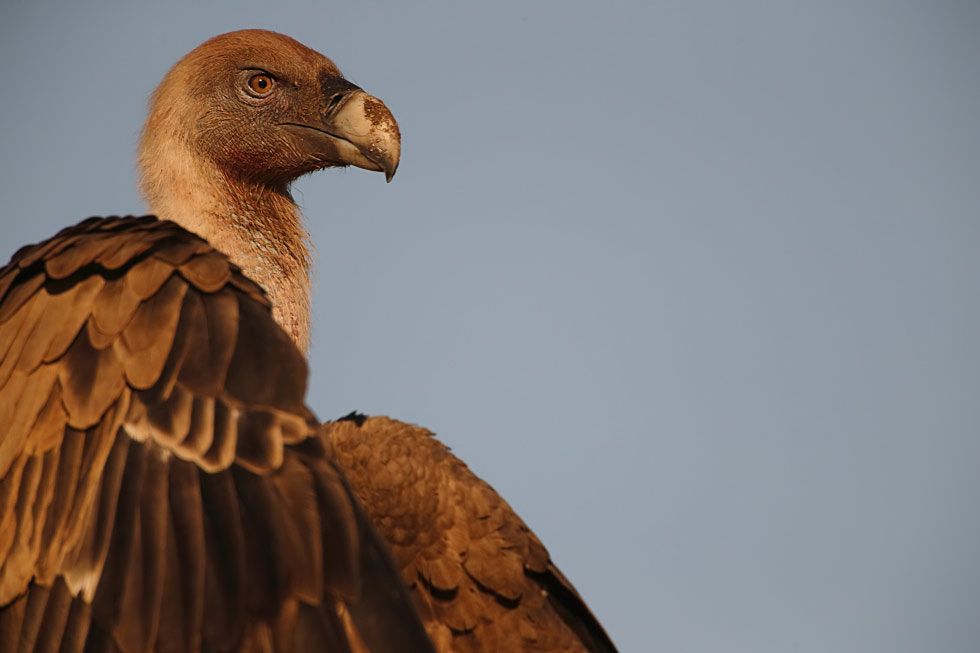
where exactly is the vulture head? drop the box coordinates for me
[138,29,401,350]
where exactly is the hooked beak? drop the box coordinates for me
[281,87,401,182]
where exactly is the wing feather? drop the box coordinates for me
[0,279,52,388]
[162,457,206,651]
[90,275,145,338]
[0,217,433,653]
[328,415,618,653]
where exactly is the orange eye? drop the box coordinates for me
[247,74,274,95]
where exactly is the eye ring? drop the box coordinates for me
[246,73,275,97]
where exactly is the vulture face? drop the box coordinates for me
[158,29,400,184]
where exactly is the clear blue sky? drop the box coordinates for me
[3,2,979,651]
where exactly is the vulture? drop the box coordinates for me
[0,29,618,653]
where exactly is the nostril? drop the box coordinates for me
[327,93,344,110]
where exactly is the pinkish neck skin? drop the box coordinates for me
[139,136,314,352]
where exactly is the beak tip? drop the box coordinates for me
[317,88,401,182]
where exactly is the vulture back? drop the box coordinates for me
[328,415,619,653]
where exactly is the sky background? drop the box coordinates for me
[2,1,979,651]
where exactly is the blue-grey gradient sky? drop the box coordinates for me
[3,1,979,651]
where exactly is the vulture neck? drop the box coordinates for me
[139,136,313,352]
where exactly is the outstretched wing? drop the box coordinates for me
[0,217,431,653]
[327,414,618,653]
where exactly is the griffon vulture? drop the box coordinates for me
[0,30,618,653]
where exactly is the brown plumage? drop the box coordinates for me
[328,415,618,653]
[0,217,429,652]
[0,29,617,653]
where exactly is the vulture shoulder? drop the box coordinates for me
[327,415,618,653]
[0,216,432,653]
